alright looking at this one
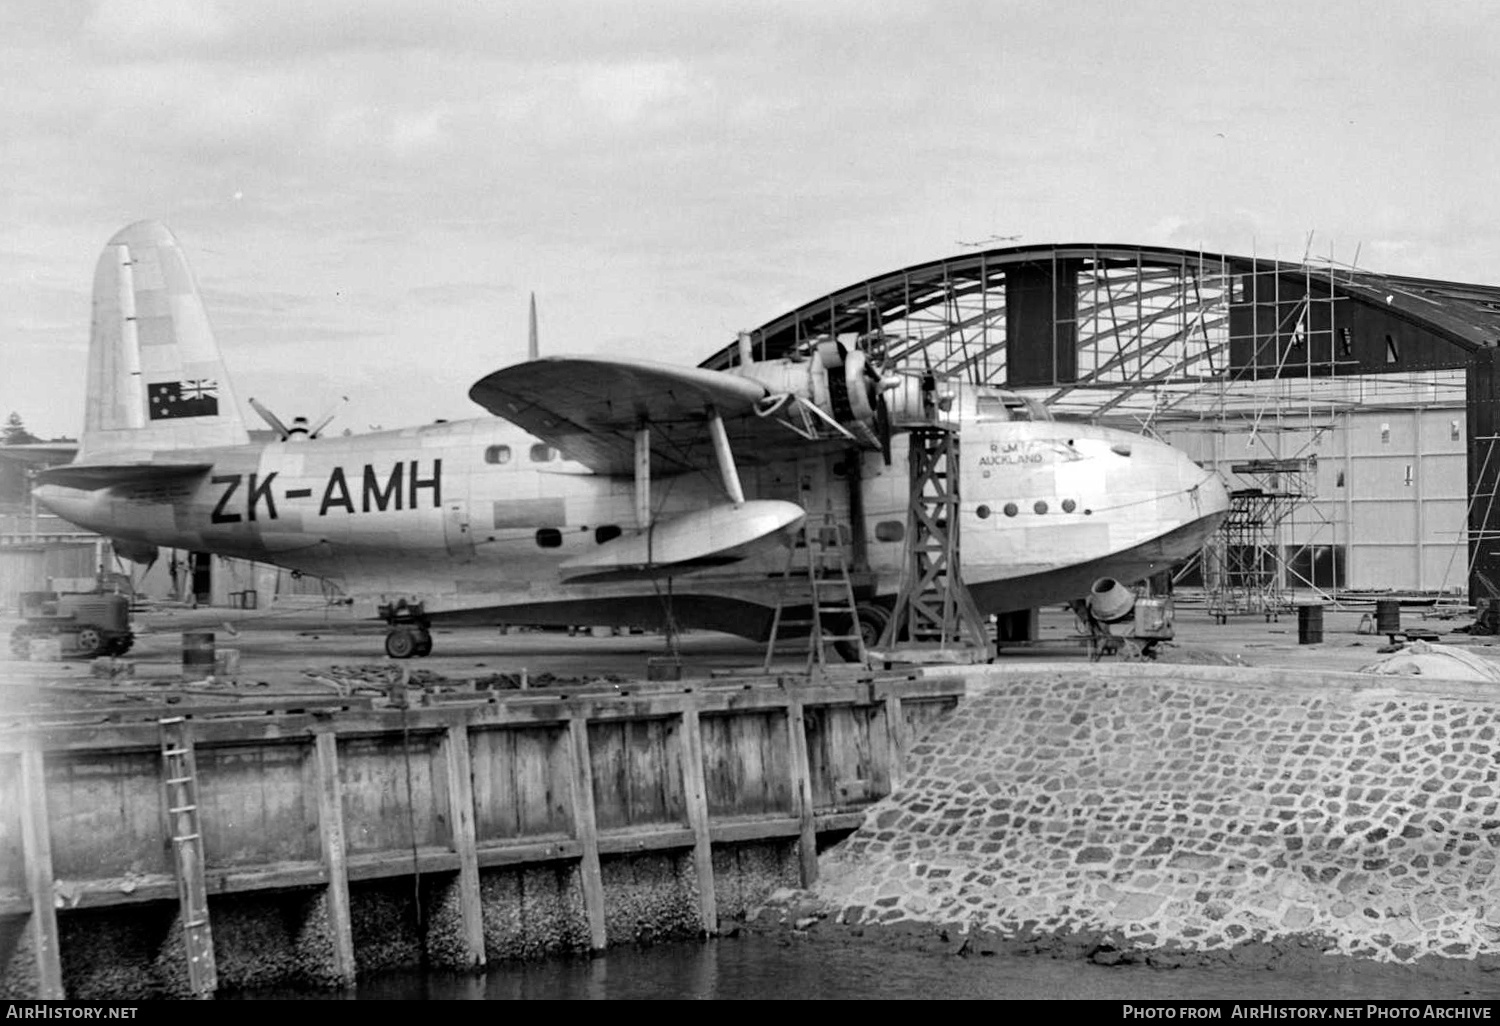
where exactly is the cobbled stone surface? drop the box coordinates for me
[817,663,1500,963]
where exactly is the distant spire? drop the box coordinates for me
[528,292,539,361]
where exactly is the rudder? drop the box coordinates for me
[81,221,248,460]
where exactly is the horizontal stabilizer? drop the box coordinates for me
[560,499,805,582]
[35,462,212,491]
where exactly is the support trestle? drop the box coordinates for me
[873,425,993,664]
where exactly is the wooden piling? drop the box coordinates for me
[20,749,63,999]
[444,724,486,967]
[883,693,908,789]
[678,708,718,935]
[312,732,356,985]
[786,698,819,887]
[566,717,608,950]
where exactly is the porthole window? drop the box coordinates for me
[976,504,991,520]
[1062,498,1076,513]
[484,444,512,465]
[530,443,557,463]
[874,520,904,542]
[535,528,562,548]
[595,525,622,544]
[1034,500,1048,515]
[1003,503,1018,517]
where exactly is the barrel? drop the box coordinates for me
[182,631,216,671]
[1375,599,1402,637]
[1297,604,1324,644]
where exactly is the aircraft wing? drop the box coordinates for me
[469,357,770,475]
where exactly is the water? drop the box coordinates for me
[234,933,1500,1001]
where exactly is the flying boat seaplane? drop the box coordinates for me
[32,222,1231,659]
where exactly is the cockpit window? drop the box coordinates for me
[975,394,1010,422]
[1021,397,1051,422]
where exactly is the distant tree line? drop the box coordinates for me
[3,412,40,446]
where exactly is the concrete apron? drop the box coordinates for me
[816,661,1500,963]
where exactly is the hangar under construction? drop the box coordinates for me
[702,243,1500,616]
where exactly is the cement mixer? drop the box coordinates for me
[1079,577,1174,660]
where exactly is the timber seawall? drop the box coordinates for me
[817,663,1500,964]
[0,676,960,999]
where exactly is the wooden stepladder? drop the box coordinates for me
[764,512,866,673]
[159,716,217,998]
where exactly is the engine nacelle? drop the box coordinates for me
[735,340,888,449]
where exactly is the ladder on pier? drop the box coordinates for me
[159,716,217,997]
[763,513,866,673]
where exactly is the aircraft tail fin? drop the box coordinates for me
[80,221,249,461]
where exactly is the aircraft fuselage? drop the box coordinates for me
[35,402,1229,639]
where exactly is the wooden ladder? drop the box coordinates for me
[159,716,217,997]
[763,513,865,673]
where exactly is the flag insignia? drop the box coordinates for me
[148,379,219,420]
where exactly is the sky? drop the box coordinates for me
[4,1,1499,441]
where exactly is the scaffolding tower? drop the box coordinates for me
[873,424,993,664]
[1207,458,1317,621]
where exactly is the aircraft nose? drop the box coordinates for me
[1126,431,1230,524]
[1193,458,1231,516]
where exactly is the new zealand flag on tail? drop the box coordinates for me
[148,379,219,420]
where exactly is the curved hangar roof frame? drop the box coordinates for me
[700,244,1500,421]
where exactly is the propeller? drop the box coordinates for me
[248,396,347,440]
[849,336,901,465]
[248,397,291,440]
[306,397,348,439]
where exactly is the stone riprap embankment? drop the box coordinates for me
[817,663,1500,963]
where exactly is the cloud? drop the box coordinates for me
[7,0,1500,445]
[405,282,515,306]
[576,60,708,126]
[82,0,232,54]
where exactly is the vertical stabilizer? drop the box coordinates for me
[528,291,539,361]
[81,221,248,460]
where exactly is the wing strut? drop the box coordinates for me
[707,405,745,507]
[635,425,652,528]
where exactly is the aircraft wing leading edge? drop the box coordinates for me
[468,356,768,475]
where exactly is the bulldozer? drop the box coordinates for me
[10,591,133,659]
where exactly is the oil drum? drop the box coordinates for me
[1297,604,1323,644]
[182,631,216,671]
[1375,599,1401,637]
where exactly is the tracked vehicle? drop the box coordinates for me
[10,591,134,659]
